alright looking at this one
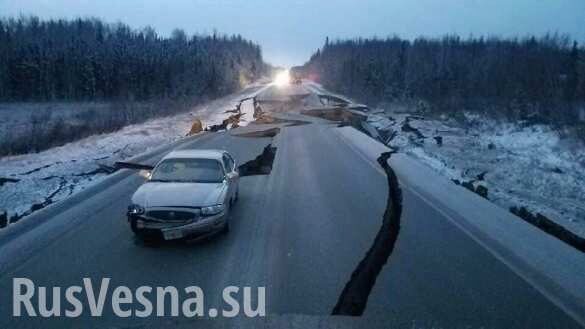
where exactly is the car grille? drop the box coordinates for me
[146,210,197,222]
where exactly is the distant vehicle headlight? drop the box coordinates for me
[128,204,145,215]
[201,204,225,216]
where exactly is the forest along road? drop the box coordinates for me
[0,83,583,329]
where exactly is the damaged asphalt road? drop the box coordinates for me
[0,84,582,328]
[238,144,277,176]
[332,151,402,316]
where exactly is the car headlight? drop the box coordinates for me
[127,204,145,215]
[201,204,225,216]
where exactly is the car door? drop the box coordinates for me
[222,154,238,203]
[225,153,239,191]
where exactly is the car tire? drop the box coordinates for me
[130,218,162,244]
[222,221,230,234]
[129,217,139,234]
[222,215,230,234]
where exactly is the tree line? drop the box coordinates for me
[303,35,585,125]
[0,16,267,101]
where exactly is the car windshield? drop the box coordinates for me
[151,158,224,183]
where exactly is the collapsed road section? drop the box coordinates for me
[238,144,277,176]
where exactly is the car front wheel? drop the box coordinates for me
[221,216,230,233]
[129,217,139,234]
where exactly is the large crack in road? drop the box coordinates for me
[238,144,277,177]
[332,150,403,316]
[279,101,407,316]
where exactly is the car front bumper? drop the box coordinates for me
[129,212,227,240]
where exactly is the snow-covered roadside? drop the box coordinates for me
[0,83,269,222]
[367,110,585,238]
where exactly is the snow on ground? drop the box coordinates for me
[0,83,269,222]
[368,110,585,238]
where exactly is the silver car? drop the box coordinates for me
[127,149,239,241]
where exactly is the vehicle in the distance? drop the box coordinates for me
[127,149,239,241]
[290,66,304,84]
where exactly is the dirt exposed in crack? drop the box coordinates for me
[238,144,277,176]
[332,151,403,316]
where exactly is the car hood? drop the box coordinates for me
[131,182,226,208]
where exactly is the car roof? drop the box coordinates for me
[161,149,226,161]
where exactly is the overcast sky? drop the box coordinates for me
[1,0,584,67]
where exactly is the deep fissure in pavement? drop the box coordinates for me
[332,151,403,316]
[238,144,277,176]
[510,206,585,253]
